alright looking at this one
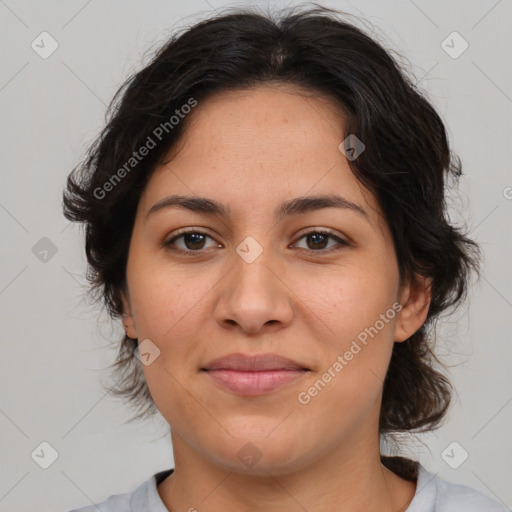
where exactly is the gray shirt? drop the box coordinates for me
[65,464,509,511]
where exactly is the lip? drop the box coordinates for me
[202,353,309,372]
[201,353,310,396]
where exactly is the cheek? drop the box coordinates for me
[127,256,209,340]
[300,264,399,398]
[310,261,399,341]
[142,361,210,442]
[296,307,397,432]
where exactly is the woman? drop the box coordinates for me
[63,5,507,511]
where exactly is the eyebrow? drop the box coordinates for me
[146,193,368,221]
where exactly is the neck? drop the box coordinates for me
[157,430,417,512]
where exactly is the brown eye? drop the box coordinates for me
[306,232,330,250]
[293,230,350,253]
[164,230,220,255]
[180,232,208,250]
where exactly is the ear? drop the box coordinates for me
[394,275,432,342]
[120,290,137,340]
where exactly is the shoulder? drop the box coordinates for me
[63,468,173,512]
[433,473,509,511]
[63,490,133,512]
[63,492,130,512]
[409,464,509,512]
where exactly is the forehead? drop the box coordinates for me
[140,84,382,226]
[170,83,346,161]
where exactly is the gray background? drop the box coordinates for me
[0,0,511,510]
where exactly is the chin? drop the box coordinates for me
[207,433,312,477]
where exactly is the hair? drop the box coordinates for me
[62,3,479,477]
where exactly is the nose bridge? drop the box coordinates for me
[231,234,278,298]
[216,233,293,331]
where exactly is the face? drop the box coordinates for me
[121,84,430,475]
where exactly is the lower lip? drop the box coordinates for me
[204,369,307,396]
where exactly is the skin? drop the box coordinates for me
[121,83,431,512]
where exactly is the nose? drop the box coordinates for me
[214,241,294,335]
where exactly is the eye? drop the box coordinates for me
[163,228,350,256]
[292,230,350,254]
[163,230,220,255]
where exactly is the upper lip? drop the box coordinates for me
[202,353,309,372]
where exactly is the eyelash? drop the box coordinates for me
[163,229,351,257]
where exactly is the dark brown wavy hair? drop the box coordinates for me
[62,4,479,476]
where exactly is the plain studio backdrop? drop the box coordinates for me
[0,1,511,510]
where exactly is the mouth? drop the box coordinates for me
[201,353,310,396]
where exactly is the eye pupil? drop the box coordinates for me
[308,233,328,250]
[167,230,344,255]
[185,233,206,250]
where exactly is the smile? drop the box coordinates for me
[203,369,309,396]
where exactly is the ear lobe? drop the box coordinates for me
[120,292,137,339]
[394,275,432,343]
